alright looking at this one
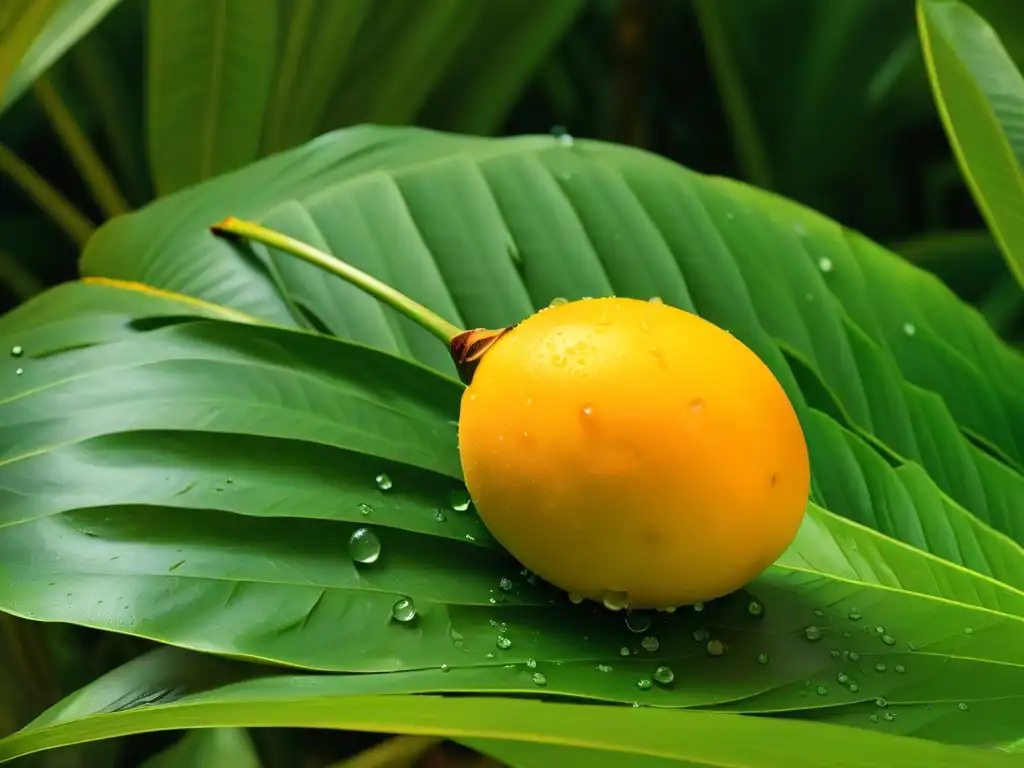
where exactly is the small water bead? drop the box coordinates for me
[499,577,513,592]
[532,672,547,686]
[849,652,861,662]
[964,627,974,635]
[818,257,834,273]
[597,664,612,673]
[636,676,653,691]
[747,600,764,617]
[620,646,631,656]
[848,608,862,621]
[757,653,770,665]
[391,598,416,622]
[569,592,584,605]
[902,322,917,337]
[875,697,887,708]
[881,635,895,646]
[706,640,725,656]
[603,590,630,612]
[486,652,495,659]
[581,404,594,418]
[875,626,885,635]
[625,612,652,633]
[693,602,705,612]
[883,711,897,722]
[551,125,574,147]
[496,636,512,650]
[348,527,381,564]
[895,664,906,674]
[648,296,664,305]
[464,534,476,542]
[958,702,969,711]
[434,510,446,522]
[359,504,373,516]
[837,672,849,684]
[653,666,675,685]
[816,685,828,696]
[548,296,569,308]
[830,650,841,659]
[641,636,660,652]
[440,664,450,672]
[375,473,393,491]
[526,658,537,668]
[449,489,471,512]
[812,608,825,618]
[10,345,22,357]
[869,713,880,723]
[663,605,677,614]
[875,662,887,673]
[804,626,822,641]
[14,368,23,375]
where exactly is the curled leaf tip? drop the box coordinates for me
[451,326,516,385]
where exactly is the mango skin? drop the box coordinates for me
[457,297,810,610]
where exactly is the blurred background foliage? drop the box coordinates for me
[1,0,1023,765]
[1,0,1022,347]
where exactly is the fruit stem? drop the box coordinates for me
[210,217,463,344]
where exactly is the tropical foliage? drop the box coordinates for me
[0,1,1022,766]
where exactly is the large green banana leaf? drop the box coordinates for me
[80,126,1024,543]
[0,125,1022,761]
[0,278,1023,752]
[0,648,1020,766]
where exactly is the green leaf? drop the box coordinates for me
[1,284,1024,748]
[261,0,372,154]
[140,728,261,768]
[693,0,927,203]
[147,0,278,196]
[1,649,1020,766]
[918,0,1024,288]
[419,0,586,135]
[80,127,1024,545]
[324,0,487,127]
[13,125,1024,755]
[0,0,124,116]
